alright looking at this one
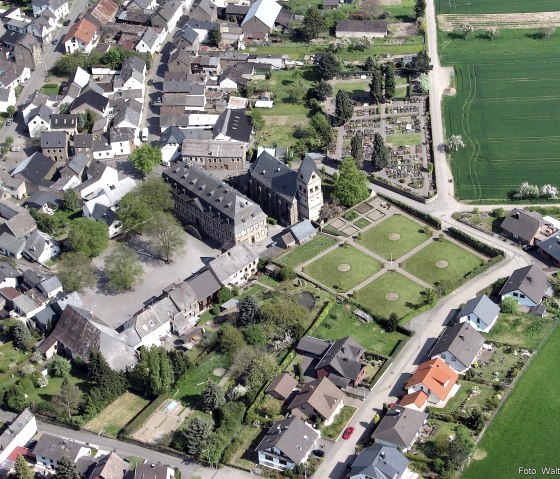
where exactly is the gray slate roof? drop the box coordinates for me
[250,151,297,202]
[289,220,317,244]
[41,131,67,149]
[457,295,500,324]
[289,377,344,420]
[33,433,84,462]
[213,109,252,143]
[297,335,330,356]
[316,336,364,381]
[500,208,548,243]
[160,126,186,145]
[255,416,319,464]
[499,265,551,305]
[162,162,266,235]
[0,233,25,257]
[208,242,259,283]
[348,444,409,479]
[371,406,428,449]
[537,234,560,262]
[430,322,485,368]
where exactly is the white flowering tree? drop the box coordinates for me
[541,184,558,199]
[446,134,466,151]
[513,182,540,199]
[419,73,430,93]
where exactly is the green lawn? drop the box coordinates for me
[462,325,560,479]
[334,81,370,95]
[354,271,426,320]
[385,133,422,146]
[483,312,555,350]
[175,353,229,407]
[401,239,483,285]
[276,234,338,269]
[40,83,60,96]
[321,405,356,439]
[438,380,495,415]
[227,425,262,470]
[357,214,430,260]
[303,245,382,292]
[354,218,371,229]
[436,0,558,14]
[440,29,560,200]
[314,303,406,356]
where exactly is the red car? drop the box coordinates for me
[342,427,355,440]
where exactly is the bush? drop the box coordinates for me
[378,194,441,229]
[278,266,296,281]
[266,217,278,225]
[447,227,504,258]
[500,296,518,313]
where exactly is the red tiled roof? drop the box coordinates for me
[89,0,118,24]
[405,357,459,402]
[7,446,33,462]
[399,390,428,408]
[64,18,98,45]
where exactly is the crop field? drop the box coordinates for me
[436,0,560,14]
[441,29,560,200]
[462,325,560,479]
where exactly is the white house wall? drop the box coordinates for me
[501,290,538,308]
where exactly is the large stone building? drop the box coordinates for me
[181,139,247,172]
[163,162,268,247]
[248,152,323,226]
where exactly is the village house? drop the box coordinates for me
[241,0,282,38]
[404,358,459,408]
[371,406,428,452]
[40,131,68,164]
[150,0,184,34]
[64,17,99,53]
[499,264,552,309]
[347,444,413,479]
[160,126,186,166]
[33,433,91,469]
[536,233,560,267]
[162,162,268,247]
[289,377,344,425]
[32,0,69,20]
[255,416,319,471]
[265,372,298,401]
[181,139,247,172]
[430,322,485,373]
[500,208,556,245]
[208,242,259,287]
[456,294,500,332]
[0,409,37,465]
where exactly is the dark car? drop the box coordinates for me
[147,79,153,86]
[312,450,325,458]
[63,19,70,26]
[51,38,58,45]
[342,427,355,440]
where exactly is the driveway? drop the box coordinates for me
[79,231,220,329]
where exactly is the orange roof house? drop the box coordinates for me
[398,390,429,411]
[405,358,459,406]
[64,18,98,53]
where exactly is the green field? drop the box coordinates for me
[436,0,560,14]
[357,214,430,260]
[483,312,555,350]
[314,303,406,355]
[401,239,483,285]
[276,234,338,269]
[303,245,382,292]
[354,271,426,320]
[441,29,560,200]
[462,325,560,479]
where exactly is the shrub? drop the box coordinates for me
[500,296,518,314]
[447,227,504,258]
[266,217,278,225]
[378,194,441,229]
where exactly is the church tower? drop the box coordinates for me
[296,154,324,222]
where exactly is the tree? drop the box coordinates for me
[464,406,485,433]
[14,455,34,479]
[132,347,175,396]
[182,416,213,457]
[335,90,353,125]
[513,182,540,199]
[6,105,15,117]
[446,134,465,151]
[146,212,185,263]
[51,52,90,77]
[55,456,81,479]
[56,377,81,419]
[63,189,81,211]
[301,7,326,40]
[460,22,473,39]
[351,131,365,169]
[5,136,13,146]
[371,133,390,171]
[414,0,426,18]
[11,323,34,351]
[364,56,377,72]
[169,349,190,378]
[310,112,333,150]
[500,296,518,313]
[49,356,72,377]
[77,109,96,133]
[202,381,225,412]
[384,62,396,100]
[242,324,267,346]
[243,352,277,391]
[541,184,558,199]
[249,108,264,131]
[387,313,399,332]
[408,50,432,75]
[104,244,143,292]
[259,296,310,340]
[238,295,260,327]
[277,266,295,281]
[102,48,126,69]
[58,252,95,292]
[486,26,498,40]
[492,207,505,218]
[333,156,369,207]
[424,288,437,305]
[68,218,109,257]
[88,351,113,384]
[4,384,29,412]
[316,52,341,80]
[217,287,233,304]
[208,27,221,47]
[418,72,430,93]
[313,80,333,101]
[218,323,246,358]
[130,144,162,176]
[370,68,383,104]
[538,26,555,38]
[445,425,474,470]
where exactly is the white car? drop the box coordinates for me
[10,146,21,152]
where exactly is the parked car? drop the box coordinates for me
[342,427,355,440]
[312,450,325,458]
[5,119,12,125]
[63,19,70,26]
[147,79,153,86]
[10,146,21,152]
[51,38,58,45]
